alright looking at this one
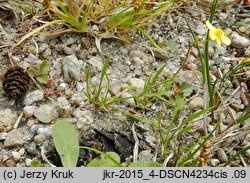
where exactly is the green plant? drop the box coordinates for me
[27,60,50,84]
[134,64,175,106]
[83,147,163,167]
[84,58,122,111]
[52,120,79,167]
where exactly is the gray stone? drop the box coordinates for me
[137,150,154,162]
[34,134,46,144]
[4,128,34,148]
[23,106,37,118]
[0,132,8,140]
[88,56,103,72]
[11,151,21,161]
[76,82,86,92]
[230,33,250,48]
[0,108,18,132]
[63,46,74,55]
[188,97,204,109]
[23,90,44,106]
[210,159,220,167]
[245,149,250,158]
[56,97,72,117]
[128,78,145,95]
[217,148,228,163]
[120,92,135,105]
[25,158,32,167]
[62,55,81,82]
[56,96,69,107]
[73,108,94,129]
[37,126,53,137]
[57,83,69,91]
[69,94,86,106]
[57,106,73,117]
[34,104,58,123]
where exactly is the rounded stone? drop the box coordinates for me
[188,97,204,109]
[217,148,228,163]
[11,151,21,161]
[23,90,44,106]
[23,106,37,118]
[230,33,250,48]
[62,55,81,82]
[34,104,58,123]
[128,78,145,95]
[34,134,46,144]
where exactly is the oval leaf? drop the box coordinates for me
[52,120,79,167]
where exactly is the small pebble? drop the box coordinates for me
[210,159,220,167]
[217,148,228,163]
[34,134,46,144]
[120,92,135,105]
[5,158,16,167]
[57,83,69,91]
[25,158,32,167]
[137,150,154,162]
[23,90,44,106]
[245,149,250,158]
[11,151,21,161]
[230,33,250,48]
[23,106,37,118]
[128,78,145,95]
[34,104,58,123]
[37,126,53,137]
[188,97,204,109]
[62,55,81,82]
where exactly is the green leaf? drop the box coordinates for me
[30,160,41,167]
[27,67,36,78]
[166,40,177,51]
[82,147,122,167]
[40,60,50,74]
[52,120,79,167]
[129,162,163,167]
[87,152,121,167]
[36,75,48,84]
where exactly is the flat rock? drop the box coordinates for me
[4,128,34,148]
[23,90,44,106]
[0,108,18,132]
[34,104,58,123]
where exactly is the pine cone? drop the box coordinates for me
[2,66,30,101]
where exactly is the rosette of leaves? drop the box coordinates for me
[27,61,50,84]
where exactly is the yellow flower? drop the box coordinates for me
[205,21,231,47]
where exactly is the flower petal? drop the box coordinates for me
[221,35,231,45]
[209,31,217,41]
[206,21,215,31]
[216,37,221,47]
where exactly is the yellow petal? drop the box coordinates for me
[209,31,217,41]
[206,21,215,31]
[221,35,231,45]
[216,37,221,47]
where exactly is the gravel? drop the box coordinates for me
[0,1,249,167]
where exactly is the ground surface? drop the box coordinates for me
[0,0,249,167]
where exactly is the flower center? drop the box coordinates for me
[214,28,223,38]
